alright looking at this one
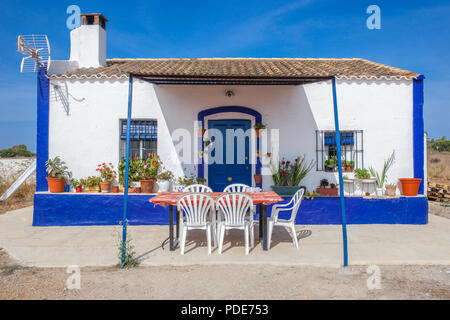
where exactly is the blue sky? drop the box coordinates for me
[0,0,448,151]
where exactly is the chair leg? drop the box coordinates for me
[267,221,274,249]
[180,226,188,255]
[218,224,225,254]
[290,224,299,249]
[250,224,254,249]
[212,220,217,248]
[206,225,212,255]
[244,226,249,255]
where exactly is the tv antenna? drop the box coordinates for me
[17,34,51,72]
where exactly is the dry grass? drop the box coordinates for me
[0,175,35,214]
[427,149,450,184]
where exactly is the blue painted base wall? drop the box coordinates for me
[33,193,428,226]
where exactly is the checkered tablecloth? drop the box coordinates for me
[150,191,283,207]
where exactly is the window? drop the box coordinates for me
[315,130,363,172]
[119,120,157,160]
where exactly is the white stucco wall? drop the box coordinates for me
[48,77,416,193]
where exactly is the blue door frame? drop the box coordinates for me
[208,119,252,191]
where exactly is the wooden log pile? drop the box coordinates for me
[427,182,450,203]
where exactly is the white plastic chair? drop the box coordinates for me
[182,184,213,193]
[223,183,250,193]
[216,193,255,255]
[177,193,215,255]
[267,188,305,249]
[223,183,254,229]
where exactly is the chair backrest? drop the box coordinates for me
[223,183,250,193]
[288,188,305,222]
[177,193,215,226]
[182,184,213,193]
[216,193,253,226]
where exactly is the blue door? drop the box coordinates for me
[208,119,251,192]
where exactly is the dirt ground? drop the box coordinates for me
[428,149,450,185]
[0,248,448,300]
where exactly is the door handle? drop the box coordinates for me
[228,177,232,182]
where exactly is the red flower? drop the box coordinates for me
[282,170,287,175]
[295,158,299,163]
[281,161,285,165]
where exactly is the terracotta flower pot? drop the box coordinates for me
[99,181,111,193]
[135,187,142,193]
[254,174,262,185]
[112,186,119,193]
[385,185,396,196]
[316,187,338,196]
[140,179,156,193]
[47,177,65,193]
[399,178,422,196]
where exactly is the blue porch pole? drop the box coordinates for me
[122,74,133,264]
[331,77,349,267]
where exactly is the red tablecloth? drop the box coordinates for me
[150,191,283,207]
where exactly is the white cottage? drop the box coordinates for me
[33,13,427,226]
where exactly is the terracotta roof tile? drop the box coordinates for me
[51,58,420,81]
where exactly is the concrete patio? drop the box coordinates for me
[0,206,449,267]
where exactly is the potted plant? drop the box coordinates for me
[347,161,355,172]
[316,178,339,196]
[354,168,372,180]
[45,156,71,193]
[369,151,395,197]
[158,170,174,192]
[254,173,262,185]
[96,162,117,193]
[196,177,207,185]
[270,156,315,196]
[385,183,397,196]
[83,176,101,192]
[140,154,161,193]
[70,178,83,193]
[324,156,337,172]
[254,123,266,138]
[178,175,196,187]
[399,178,422,196]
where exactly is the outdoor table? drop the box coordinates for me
[150,191,283,251]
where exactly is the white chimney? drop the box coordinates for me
[69,13,108,68]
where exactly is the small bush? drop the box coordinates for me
[0,148,36,158]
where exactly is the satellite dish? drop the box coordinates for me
[17,35,51,72]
